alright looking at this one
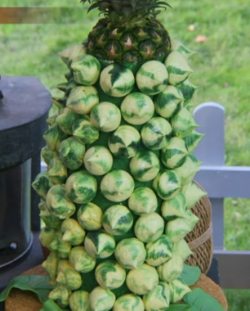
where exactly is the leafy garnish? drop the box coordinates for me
[180,264,201,286]
[166,304,198,310]
[183,288,225,310]
[40,299,70,311]
[0,275,53,304]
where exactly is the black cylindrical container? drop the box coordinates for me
[0,76,51,290]
[0,160,32,268]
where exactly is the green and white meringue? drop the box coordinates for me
[115,238,146,269]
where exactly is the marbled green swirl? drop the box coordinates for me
[66,86,99,115]
[100,170,134,202]
[128,187,158,215]
[181,181,207,210]
[59,137,86,170]
[126,264,159,295]
[61,218,86,246]
[121,92,155,125]
[174,154,201,185]
[134,213,164,243]
[108,125,141,159]
[172,239,193,261]
[41,145,57,166]
[113,294,144,311]
[165,51,192,86]
[157,255,183,282]
[84,146,113,176]
[49,231,71,259]
[165,218,194,243]
[71,54,101,86]
[115,238,146,269]
[169,279,190,303]
[129,151,160,182]
[136,60,168,95]
[59,43,86,67]
[102,205,133,236]
[153,170,181,200]
[89,286,116,311]
[65,170,97,204]
[56,259,82,290]
[155,85,183,119]
[49,283,72,308]
[143,282,170,311]
[77,202,103,231]
[84,231,116,258]
[161,136,188,169]
[43,124,68,151]
[69,246,96,273]
[146,235,173,266]
[46,184,76,220]
[171,39,196,59]
[95,260,126,289]
[161,193,187,221]
[69,290,91,311]
[171,107,198,138]
[40,209,62,229]
[32,172,54,200]
[41,251,58,283]
[141,117,172,150]
[183,130,204,153]
[48,157,67,184]
[177,79,197,105]
[72,117,99,145]
[90,102,121,132]
[56,107,79,135]
[39,227,56,249]
[100,64,135,97]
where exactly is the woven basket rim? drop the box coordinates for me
[185,180,214,274]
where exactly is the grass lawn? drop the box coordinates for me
[1,0,250,309]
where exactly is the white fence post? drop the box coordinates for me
[194,102,225,250]
[193,102,250,289]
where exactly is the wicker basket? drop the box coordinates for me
[185,181,213,274]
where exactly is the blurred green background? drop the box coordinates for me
[1,1,250,309]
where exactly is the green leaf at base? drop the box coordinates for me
[40,299,70,311]
[183,288,225,310]
[0,275,53,304]
[180,264,201,286]
[166,304,198,310]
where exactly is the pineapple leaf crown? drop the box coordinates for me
[81,0,171,20]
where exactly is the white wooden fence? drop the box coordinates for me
[194,102,250,289]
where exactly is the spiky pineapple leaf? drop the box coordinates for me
[81,0,171,18]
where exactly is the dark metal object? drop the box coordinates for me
[31,151,43,231]
[0,76,51,279]
[0,160,32,268]
[206,257,220,285]
[0,232,44,292]
[0,75,3,99]
[0,76,51,169]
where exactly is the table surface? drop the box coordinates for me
[0,76,51,131]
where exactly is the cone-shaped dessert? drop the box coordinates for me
[31,1,215,310]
